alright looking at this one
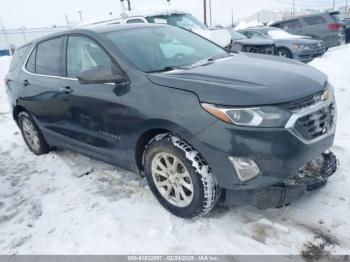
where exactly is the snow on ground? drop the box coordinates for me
[0,56,11,114]
[0,46,350,255]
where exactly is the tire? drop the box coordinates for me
[277,47,292,59]
[143,133,220,218]
[18,111,50,155]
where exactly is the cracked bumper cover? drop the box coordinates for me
[222,151,338,209]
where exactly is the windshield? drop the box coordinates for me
[104,26,228,73]
[146,14,208,31]
[229,30,247,40]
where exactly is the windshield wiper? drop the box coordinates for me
[186,55,231,69]
[146,66,186,73]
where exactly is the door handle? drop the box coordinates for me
[58,86,73,94]
[23,80,30,86]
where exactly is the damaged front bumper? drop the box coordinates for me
[222,151,338,209]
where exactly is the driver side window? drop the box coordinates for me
[66,36,113,78]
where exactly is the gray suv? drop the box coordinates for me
[344,18,350,43]
[239,27,326,63]
[5,24,337,218]
[270,11,345,48]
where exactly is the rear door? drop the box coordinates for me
[19,36,64,128]
[302,15,328,39]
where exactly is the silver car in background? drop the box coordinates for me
[270,11,345,49]
[239,27,326,63]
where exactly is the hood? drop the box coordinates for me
[147,54,327,106]
[234,38,274,46]
[193,28,232,48]
[274,38,323,45]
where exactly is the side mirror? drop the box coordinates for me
[77,66,125,85]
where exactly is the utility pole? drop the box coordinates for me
[208,0,212,27]
[203,0,207,26]
[0,15,12,56]
[344,0,349,17]
[127,0,131,11]
[65,14,70,26]
[231,10,234,27]
[77,11,83,22]
[292,0,296,16]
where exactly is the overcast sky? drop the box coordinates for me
[0,0,345,28]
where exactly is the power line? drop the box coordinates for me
[275,0,347,8]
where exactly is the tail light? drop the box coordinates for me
[4,79,9,88]
[328,23,343,31]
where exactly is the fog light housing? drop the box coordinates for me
[229,157,261,182]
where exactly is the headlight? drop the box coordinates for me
[322,82,334,102]
[293,44,310,50]
[201,103,291,127]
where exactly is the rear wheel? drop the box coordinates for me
[18,111,50,155]
[143,133,220,218]
[277,47,292,59]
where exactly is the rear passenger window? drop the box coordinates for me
[66,36,113,78]
[126,19,145,23]
[26,47,36,73]
[304,16,327,25]
[36,37,63,76]
[280,20,303,30]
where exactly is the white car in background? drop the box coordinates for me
[80,9,232,48]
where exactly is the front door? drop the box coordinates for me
[57,35,129,167]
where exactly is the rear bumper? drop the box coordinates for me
[322,34,345,48]
[222,151,338,208]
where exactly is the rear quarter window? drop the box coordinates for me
[8,45,31,72]
[280,19,303,30]
[304,16,327,25]
[25,47,36,73]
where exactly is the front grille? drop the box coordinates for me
[294,103,335,140]
[281,91,324,111]
[242,45,275,55]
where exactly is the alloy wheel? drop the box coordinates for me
[151,152,194,208]
[22,118,41,152]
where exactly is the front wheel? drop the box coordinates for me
[277,47,292,59]
[143,134,220,218]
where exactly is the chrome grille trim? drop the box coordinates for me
[285,99,336,144]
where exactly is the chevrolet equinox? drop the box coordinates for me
[5,24,338,218]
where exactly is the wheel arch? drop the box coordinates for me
[277,46,293,58]
[13,104,27,124]
[129,119,195,174]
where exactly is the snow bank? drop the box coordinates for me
[0,56,11,113]
[0,45,350,255]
